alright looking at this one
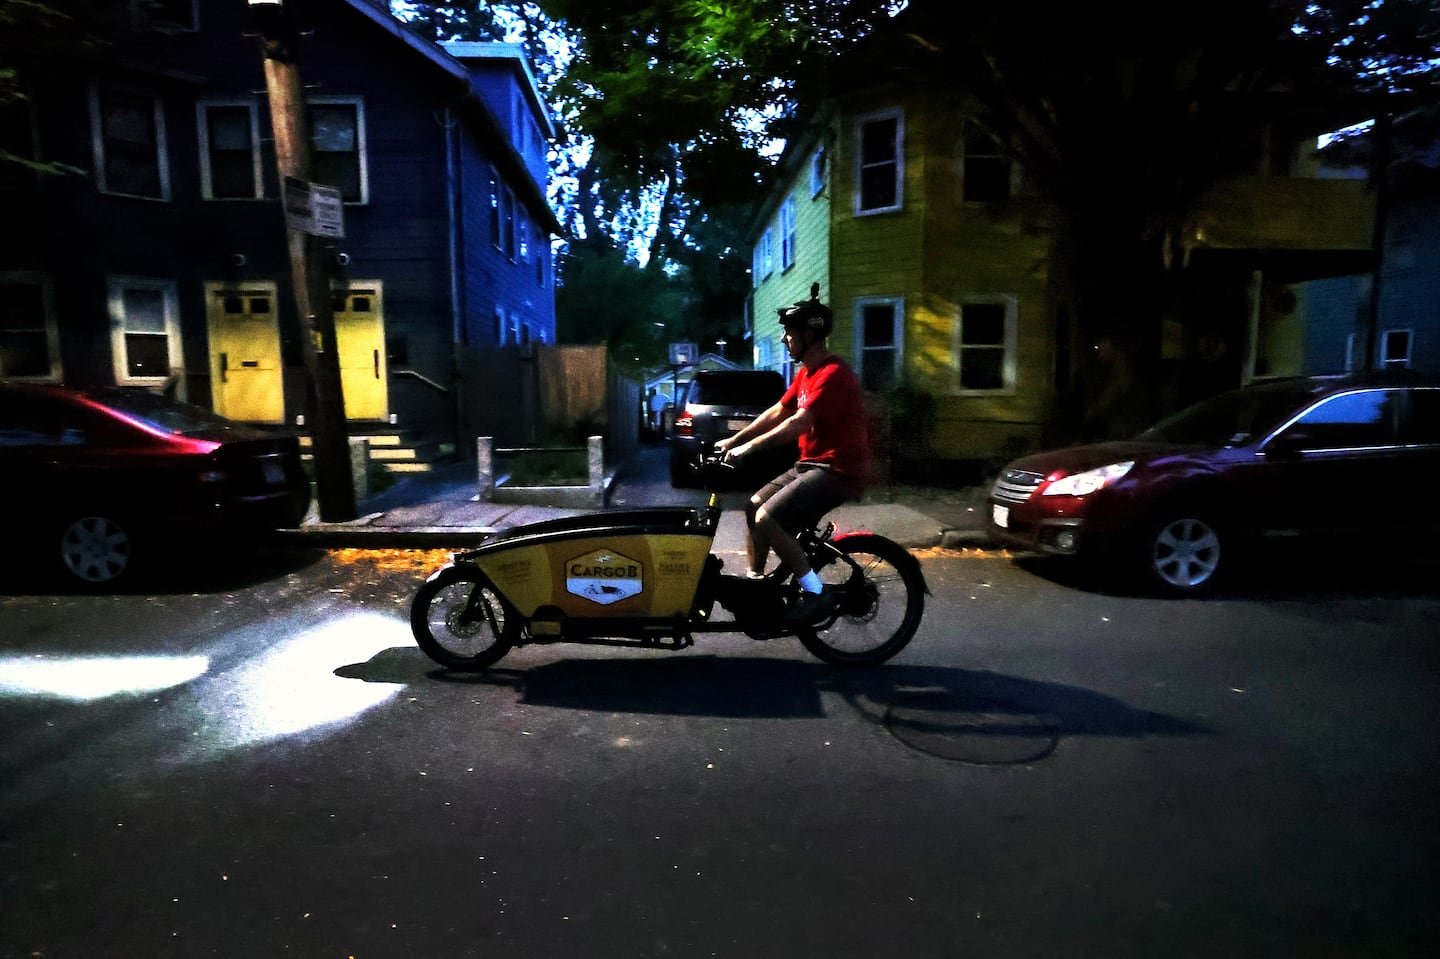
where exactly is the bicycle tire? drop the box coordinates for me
[410,565,518,671]
[797,533,924,667]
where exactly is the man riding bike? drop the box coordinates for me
[714,284,870,623]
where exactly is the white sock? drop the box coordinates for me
[798,570,823,594]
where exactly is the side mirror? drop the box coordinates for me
[1264,430,1310,458]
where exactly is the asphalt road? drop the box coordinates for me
[2,541,1438,958]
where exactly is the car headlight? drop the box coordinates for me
[1042,461,1134,497]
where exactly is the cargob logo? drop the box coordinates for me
[566,548,643,605]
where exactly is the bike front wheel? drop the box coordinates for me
[410,565,518,671]
[798,533,925,667]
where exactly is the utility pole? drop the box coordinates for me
[1363,112,1393,372]
[248,0,355,521]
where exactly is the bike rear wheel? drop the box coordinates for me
[411,565,518,670]
[798,533,924,667]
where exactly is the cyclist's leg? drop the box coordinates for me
[754,466,850,581]
[746,468,796,576]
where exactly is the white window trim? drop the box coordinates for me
[108,275,183,388]
[0,271,62,382]
[854,107,904,216]
[1381,328,1413,368]
[780,197,797,271]
[760,229,774,279]
[810,145,826,197]
[307,95,368,204]
[952,295,1019,396]
[196,99,263,200]
[854,296,905,390]
[89,83,171,201]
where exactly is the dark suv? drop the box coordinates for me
[987,372,1440,596]
[669,370,793,489]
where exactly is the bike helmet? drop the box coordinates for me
[778,282,833,337]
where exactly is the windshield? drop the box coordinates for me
[1137,386,1316,447]
[94,388,243,437]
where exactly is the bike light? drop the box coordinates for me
[1042,461,1134,497]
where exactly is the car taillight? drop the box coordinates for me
[674,410,695,436]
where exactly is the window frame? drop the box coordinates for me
[0,271,62,382]
[760,229,774,279]
[810,144,827,197]
[779,196,797,271]
[853,296,904,393]
[952,295,1019,396]
[197,99,264,201]
[1381,328,1413,369]
[961,119,1013,204]
[89,83,171,201]
[854,108,904,216]
[306,95,368,204]
[107,275,183,388]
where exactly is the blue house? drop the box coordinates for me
[0,0,560,469]
[1297,107,1440,377]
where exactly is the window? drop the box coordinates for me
[1381,328,1412,369]
[1403,388,1440,445]
[198,101,262,200]
[108,276,181,386]
[855,109,902,214]
[90,85,169,200]
[0,272,61,380]
[780,197,797,270]
[489,170,501,245]
[962,121,1011,203]
[518,209,531,262]
[954,297,1017,394]
[308,98,366,203]
[855,297,903,392]
[132,0,197,31]
[1284,390,1399,449]
[0,95,37,191]
[760,229,774,278]
[810,145,827,197]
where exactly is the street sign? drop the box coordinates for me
[283,175,346,238]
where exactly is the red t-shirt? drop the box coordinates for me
[781,355,870,482]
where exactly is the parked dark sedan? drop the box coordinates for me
[988,372,1440,595]
[669,369,794,489]
[0,382,312,586]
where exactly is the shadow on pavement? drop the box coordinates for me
[335,651,1210,764]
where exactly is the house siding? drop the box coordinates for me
[0,0,558,454]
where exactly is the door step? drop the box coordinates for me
[299,431,456,474]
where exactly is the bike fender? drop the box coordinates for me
[831,531,931,595]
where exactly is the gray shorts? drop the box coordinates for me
[752,462,859,534]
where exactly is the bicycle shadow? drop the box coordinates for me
[336,650,1209,763]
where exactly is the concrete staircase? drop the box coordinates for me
[299,428,456,475]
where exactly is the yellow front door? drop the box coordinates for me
[206,282,283,423]
[332,282,388,421]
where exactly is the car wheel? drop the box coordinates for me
[58,514,136,586]
[1141,510,1225,597]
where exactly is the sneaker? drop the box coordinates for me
[783,587,836,624]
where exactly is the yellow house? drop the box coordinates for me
[749,78,1378,472]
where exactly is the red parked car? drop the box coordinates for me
[0,382,312,587]
[987,372,1440,596]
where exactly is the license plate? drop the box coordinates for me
[992,504,1009,528]
[262,459,285,485]
[726,419,748,431]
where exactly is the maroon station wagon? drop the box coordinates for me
[0,382,312,587]
[987,373,1440,596]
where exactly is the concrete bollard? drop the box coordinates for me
[348,436,370,502]
[476,436,494,503]
[587,435,603,506]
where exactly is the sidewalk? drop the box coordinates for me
[278,456,995,552]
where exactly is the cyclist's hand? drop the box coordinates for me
[722,442,747,466]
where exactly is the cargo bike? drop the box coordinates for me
[410,481,928,671]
